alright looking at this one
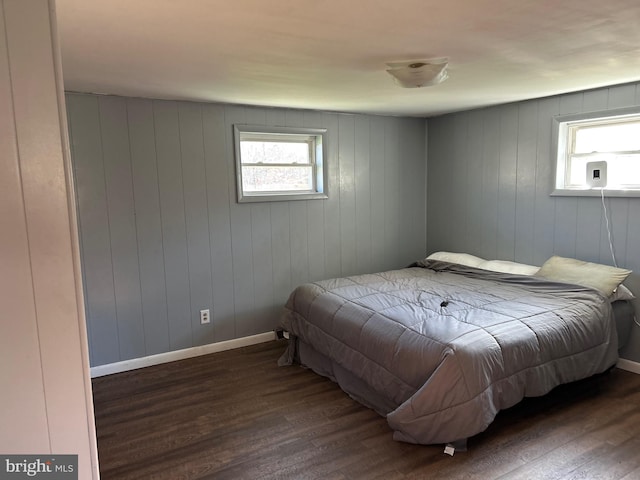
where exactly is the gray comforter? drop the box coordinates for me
[279,260,618,445]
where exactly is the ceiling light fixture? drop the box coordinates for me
[386,58,449,88]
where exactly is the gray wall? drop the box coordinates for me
[66,93,427,367]
[427,81,640,362]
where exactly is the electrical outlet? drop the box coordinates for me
[200,309,210,325]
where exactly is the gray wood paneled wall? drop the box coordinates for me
[426,81,640,363]
[66,93,427,367]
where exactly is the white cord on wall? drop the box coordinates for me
[600,188,640,328]
[600,187,618,268]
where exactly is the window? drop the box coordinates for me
[233,125,328,203]
[553,108,640,196]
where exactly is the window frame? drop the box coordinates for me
[551,106,640,197]
[233,124,328,203]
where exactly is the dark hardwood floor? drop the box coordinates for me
[92,340,640,479]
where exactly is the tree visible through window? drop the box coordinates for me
[234,125,328,203]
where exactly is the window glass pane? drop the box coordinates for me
[242,166,313,192]
[607,154,640,187]
[240,140,310,165]
[567,153,640,187]
[567,155,590,185]
[574,121,640,154]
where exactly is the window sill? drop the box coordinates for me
[551,188,640,198]
[238,191,329,203]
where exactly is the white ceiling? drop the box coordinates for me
[56,0,640,117]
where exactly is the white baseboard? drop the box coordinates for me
[617,358,640,375]
[90,332,639,378]
[90,331,277,378]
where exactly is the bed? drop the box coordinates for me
[278,253,634,448]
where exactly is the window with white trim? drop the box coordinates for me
[233,125,328,203]
[553,109,640,196]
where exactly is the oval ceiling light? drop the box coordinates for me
[386,58,449,88]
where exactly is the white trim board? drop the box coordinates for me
[90,331,640,378]
[90,331,277,378]
[617,358,640,375]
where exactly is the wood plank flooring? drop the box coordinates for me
[92,340,640,479]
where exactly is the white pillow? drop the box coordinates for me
[426,251,484,268]
[479,260,539,276]
[610,284,635,302]
[535,255,632,296]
